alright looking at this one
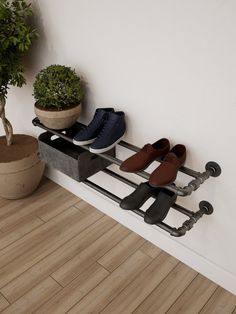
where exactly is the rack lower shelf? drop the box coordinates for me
[33,117,221,237]
[84,171,214,237]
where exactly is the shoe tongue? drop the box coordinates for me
[95,108,108,119]
[107,112,119,122]
[164,152,178,163]
[95,109,107,119]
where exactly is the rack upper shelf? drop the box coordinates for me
[32,117,221,197]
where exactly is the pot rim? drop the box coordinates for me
[35,102,81,112]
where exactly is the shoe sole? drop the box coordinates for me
[73,138,96,146]
[89,135,124,154]
[120,159,157,173]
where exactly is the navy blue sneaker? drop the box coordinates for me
[73,108,114,145]
[89,111,126,153]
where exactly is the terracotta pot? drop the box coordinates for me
[0,135,45,199]
[35,104,81,129]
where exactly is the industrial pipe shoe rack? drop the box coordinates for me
[33,117,222,237]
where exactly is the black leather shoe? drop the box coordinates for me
[144,189,177,224]
[120,182,161,210]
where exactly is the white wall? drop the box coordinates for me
[2,0,236,294]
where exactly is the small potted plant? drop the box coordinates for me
[33,65,83,129]
[0,0,44,199]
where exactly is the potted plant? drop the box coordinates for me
[33,65,83,130]
[0,0,44,199]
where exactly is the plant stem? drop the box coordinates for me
[0,96,13,146]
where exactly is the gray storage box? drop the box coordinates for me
[38,131,115,182]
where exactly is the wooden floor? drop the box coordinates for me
[0,178,235,314]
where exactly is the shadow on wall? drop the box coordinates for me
[22,0,97,124]
[76,79,96,124]
[21,0,58,82]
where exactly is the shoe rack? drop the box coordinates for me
[33,117,221,237]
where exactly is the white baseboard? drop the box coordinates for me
[46,167,236,296]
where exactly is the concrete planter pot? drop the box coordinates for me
[38,131,115,182]
[35,103,81,130]
[0,135,45,199]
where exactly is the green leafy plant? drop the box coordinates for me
[33,65,83,110]
[0,0,38,146]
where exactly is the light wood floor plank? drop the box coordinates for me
[51,223,131,286]
[0,293,9,312]
[139,241,162,259]
[98,232,146,272]
[75,200,105,217]
[0,179,234,314]
[0,206,102,288]
[74,199,100,214]
[133,262,198,314]
[0,186,70,231]
[35,263,109,314]
[0,179,58,222]
[1,277,61,314]
[199,286,236,314]
[0,198,12,208]
[67,250,152,314]
[101,251,179,314]
[1,215,116,303]
[35,188,79,222]
[0,206,79,261]
[0,214,43,250]
[166,274,218,314]
[0,178,53,210]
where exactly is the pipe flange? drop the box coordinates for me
[205,161,222,178]
[199,201,214,215]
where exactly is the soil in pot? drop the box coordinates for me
[0,134,45,199]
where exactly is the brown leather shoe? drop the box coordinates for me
[120,138,170,172]
[149,144,186,187]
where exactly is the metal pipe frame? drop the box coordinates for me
[83,177,211,237]
[32,118,215,237]
[32,117,217,196]
[83,179,181,235]
[102,168,195,218]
